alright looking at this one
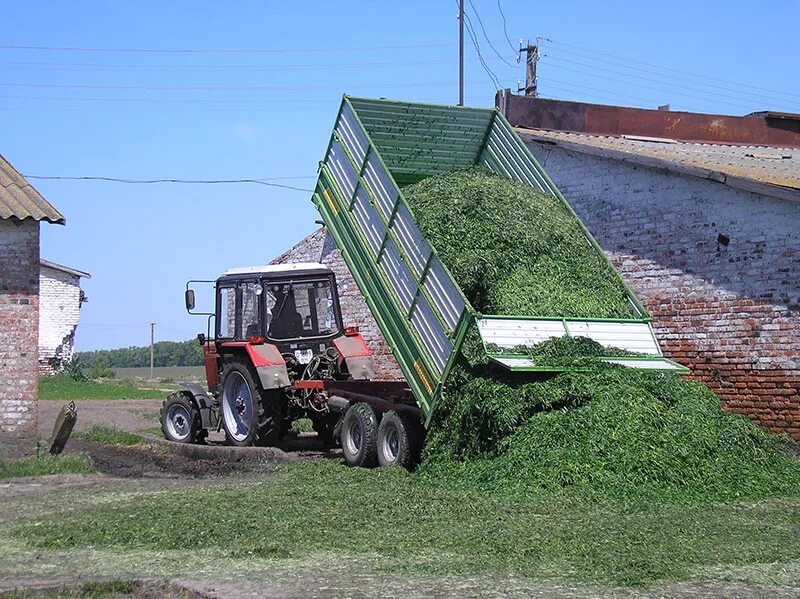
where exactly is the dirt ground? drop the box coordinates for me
[7,400,797,598]
[38,399,162,438]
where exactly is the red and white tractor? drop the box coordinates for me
[160,262,423,468]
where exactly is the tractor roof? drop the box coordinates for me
[222,262,331,277]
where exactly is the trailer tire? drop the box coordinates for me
[161,392,200,444]
[377,410,423,469]
[220,361,282,447]
[341,403,379,468]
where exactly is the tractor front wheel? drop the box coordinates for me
[161,392,200,444]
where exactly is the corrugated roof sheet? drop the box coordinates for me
[0,154,65,223]
[517,128,800,203]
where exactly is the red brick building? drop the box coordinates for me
[0,155,65,458]
[499,94,800,440]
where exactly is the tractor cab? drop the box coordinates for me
[213,262,344,355]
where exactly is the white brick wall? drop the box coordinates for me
[527,141,800,438]
[0,218,40,457]
[38,265,84,372]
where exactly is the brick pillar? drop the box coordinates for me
[0,218,40,459]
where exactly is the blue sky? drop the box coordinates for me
[3,1,798,351]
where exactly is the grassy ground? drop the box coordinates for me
[15,460,800,588]
[0,454,93,479]
[73,426,144,446]
[39,376,168,401]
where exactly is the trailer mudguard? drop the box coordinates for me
[333,334,375,380]
[178,382,218,430]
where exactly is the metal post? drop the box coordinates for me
[149,322,155,380]
[458,0,464,106]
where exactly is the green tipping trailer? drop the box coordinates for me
[312,96,686,425]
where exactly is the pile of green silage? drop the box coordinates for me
[403,166,636,318]
[403,167,800,501]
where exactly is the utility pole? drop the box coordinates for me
[517,43,539,97]
[150,322,155,380]
[458,0,464,106]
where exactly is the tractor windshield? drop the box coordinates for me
[266,279,339,340]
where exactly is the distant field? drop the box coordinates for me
[113,367,205,381]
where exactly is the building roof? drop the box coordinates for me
[497,94,800,203]
[517,128,800,203]
[40,259,91,279]
[0,154,65,224]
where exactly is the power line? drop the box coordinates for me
[0,55,509,72]
[0,80,455,92]
[0,41,466,54]
[466,0,516,68]
[539,59,790,112]
[462,11,503,89]
[23,175,314,192]
[496,0,517,54]
[539,37,800,101]
[541,55,800,112]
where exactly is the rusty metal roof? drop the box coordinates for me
[517,128,800,203]
[0,154,65,223]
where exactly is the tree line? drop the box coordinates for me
[75,339,204,368]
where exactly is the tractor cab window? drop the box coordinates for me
[216,281,262,340]
[240,282,262,339]
[217,286,235,338]
[267,279,339,340]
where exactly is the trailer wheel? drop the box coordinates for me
[220,361,281,447]
[377,411,423,469]
[341,403,379,468]
[161,392,200,444]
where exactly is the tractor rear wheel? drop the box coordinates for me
[341,403,379,468]
[376,410,423,469]
[161,392,200,444]
[220,361,282,447]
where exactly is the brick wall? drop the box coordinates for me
[0,219,40,458]
[270,228,403,381]
[527,141,800,440]
[38,266,83,374]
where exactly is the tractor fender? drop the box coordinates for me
[333,334,375,380]
[178,382,218,430]
[245,344,291,389]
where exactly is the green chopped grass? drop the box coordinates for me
[73,426,144,446]
[0,580,138,598]
[403,168,800,502]
[15,460,800,587]
[403,166,637,318]
[0,454,93,479]
[39,375,163,401]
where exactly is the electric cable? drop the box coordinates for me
[22,175,314,192]
[466,0,516,67]
[496,0,517,54]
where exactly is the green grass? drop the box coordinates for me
[0,580,137,598]
[0,454,93,479]
[73,426,144,446]
[39,375,164,401]
[15,460,800,588]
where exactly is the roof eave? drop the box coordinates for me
[518,129,800,204]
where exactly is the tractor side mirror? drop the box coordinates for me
[185,289,196,312]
